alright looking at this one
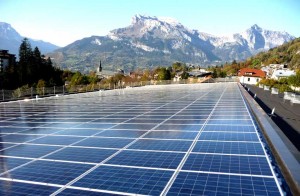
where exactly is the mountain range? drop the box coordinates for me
[0,16,295,72]
[0,22,59,57]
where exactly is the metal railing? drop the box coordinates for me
[0,77,237,102]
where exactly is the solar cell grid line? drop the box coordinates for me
[237,84,284,195]
[160,84,229,196]
[50,85,215,195]
[4,90,172,142]
[0,89,193,179]
[0,97,153,177]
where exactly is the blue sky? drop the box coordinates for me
[1,0,299,46]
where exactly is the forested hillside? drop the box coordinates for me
[214,37,300,77]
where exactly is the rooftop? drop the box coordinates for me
[238,68,266,78]
[0,83,298,195]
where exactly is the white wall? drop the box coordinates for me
[239,76,261,85]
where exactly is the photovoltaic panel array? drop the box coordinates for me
[0,83,284,195]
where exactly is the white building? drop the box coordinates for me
[271,69,295,80]
[238,68,266,85]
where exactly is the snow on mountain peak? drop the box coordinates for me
[157,17,181,26]
[0,22,22,40]
[131,14,182,27]
[250,24,262,31]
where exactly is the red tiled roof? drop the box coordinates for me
[238,68,266,78]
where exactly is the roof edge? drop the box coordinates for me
[239,83,300,195]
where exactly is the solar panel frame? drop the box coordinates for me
[0,83,287,195]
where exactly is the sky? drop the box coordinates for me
[1,0,299,47]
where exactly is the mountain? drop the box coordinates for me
[0,22,60,56]
[48,15,295,73]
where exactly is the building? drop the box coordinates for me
[238,68,266,85]
[271,69,295,80]
[261,64,294,79]
[96,60,124,79]
[0,50,16,70]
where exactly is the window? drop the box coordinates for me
[248,78,250,82]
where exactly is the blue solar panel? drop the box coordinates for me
[28,135,83,145]
[199,132,259,141]
[112,123,157,130]
[59,188,119,195]
[154,124,203,131]
[45,147,117,163]
[74,123,116,129]
[0,157,30,174]
[107,150,184,169]
[1,134,41,143]
[53,129,103,136]
[0,160,92,184]
[96,129,147,138]
[19,127,65,134]
[0,180,59,195]
[3,144,62,158]
[74,137,134,148]
[168,172,280,196]
[207,119,253,125]
[129,139,192,152]
[0,127,29,133]
[164,119,207,124]
[144,130,198,139]
[72,165,173,195]
[192,141,264,155]
[0,83,286,195]
[183,153,272,176]
[203,124,256,132]
[169,115,208,120]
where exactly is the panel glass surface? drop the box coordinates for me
[72,165,173,195]
[45,147,117,163]
[199,132,259,141]
[0,160,93,184]
[168,172,280,196]
[0,180,59,195]
[192,141,264,155]
[74,137,134,149]
[129,139,192,152]
[183,153,272,176]
[0,83,284,195]
[107,150,184,169]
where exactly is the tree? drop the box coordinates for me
[36,79,46,95]
[18,38,33,84]
[288,71,300,87]
[157,68,171,80]
[212,68,218,78]
[181,71,189,79]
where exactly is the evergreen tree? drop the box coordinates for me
[18,38,33,84]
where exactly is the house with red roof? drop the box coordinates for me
[238,68,266,85]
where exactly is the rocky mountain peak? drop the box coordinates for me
[250,24,262,32]
[0,22,22,40]
[0,21,60,55]
[48,15,296,73]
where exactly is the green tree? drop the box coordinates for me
[18,38,33,84]
[36,79,46,95]
[212,68,218,78]
[288,71,300,87]
[181,71,189,79]
[157,68,171,80]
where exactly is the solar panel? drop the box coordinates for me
[0,83,286,195]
